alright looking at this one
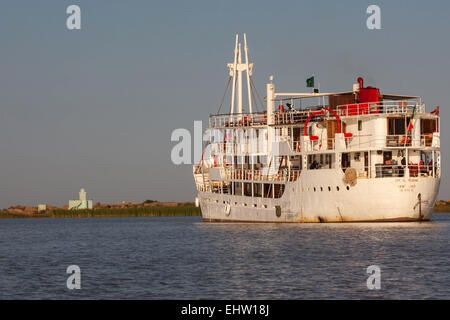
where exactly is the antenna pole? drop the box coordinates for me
[244,33,253,114]
[230,34,238,114]
[237,43,243,114]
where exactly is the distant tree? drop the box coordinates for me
[144,200,156,204]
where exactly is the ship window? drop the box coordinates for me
[274,184,285,198]
[421,119,437,146]
[233,182,243,196]
[244,183,252,197]
[262,204,267,208]
[328,186,331,191]
[254,183,262,197]
[253,204,257,207]
[337,186,340,191]
[320,187,323,192]
[346,186,350,190]
[358,120,362,131]
[388,117,410,135]
[313,187,316,192]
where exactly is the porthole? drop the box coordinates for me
[320,187,323,192]
[336,186,340,191]
[328,186,331,191]
[346,186,350,190]
[313,187,316,192]
[253,204,257,207]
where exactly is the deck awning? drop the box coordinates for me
[272,92,420,101]
[272,91,354,101]
[381,94,420,100]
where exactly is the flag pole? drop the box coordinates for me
[316,72,320,105]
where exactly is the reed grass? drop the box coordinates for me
[0,205,201,219]
[434,203,450,213]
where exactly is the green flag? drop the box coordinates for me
[306,76,314,88]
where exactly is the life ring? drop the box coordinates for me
[343,168,357,186]
[431,106,440,116]
[224,203,231,216]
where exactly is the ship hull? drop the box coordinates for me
[197,169,440,223]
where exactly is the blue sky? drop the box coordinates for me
[0,0,449,207]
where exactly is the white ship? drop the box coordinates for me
[193,34,441,222]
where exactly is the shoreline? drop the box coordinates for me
[0,205,448,219]
[0,205,201,219]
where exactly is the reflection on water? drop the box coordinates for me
[0,214,449,299]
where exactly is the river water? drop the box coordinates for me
[0,214,449,299]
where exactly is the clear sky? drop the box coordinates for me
[0,0,449,208]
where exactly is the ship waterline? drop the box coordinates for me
[193,34,441,223]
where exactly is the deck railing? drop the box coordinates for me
[207,133,437,158]
[335,100,423,117]
[291,138,336,152]
[223,167,301,182]
[209,112,267,128]
[336,162,438,179]
[209,100,425,128]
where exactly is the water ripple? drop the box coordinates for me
[0,215,449,299]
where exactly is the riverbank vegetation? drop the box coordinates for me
[434,201,450,213]
[1,200,449,218]
[0,204,201,219]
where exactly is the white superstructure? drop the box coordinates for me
[193,34,441,222]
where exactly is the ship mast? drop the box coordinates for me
[244,33,253,114]
[227,33,253,114]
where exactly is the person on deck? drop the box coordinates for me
[310,160,319,170]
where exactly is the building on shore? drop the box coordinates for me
[69,188,93,210]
